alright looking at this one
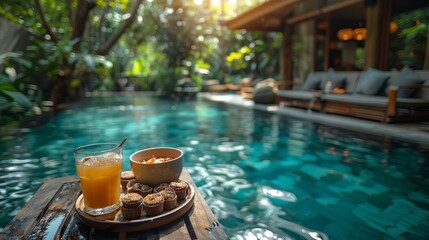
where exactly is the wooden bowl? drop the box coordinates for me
[130,147,183,187]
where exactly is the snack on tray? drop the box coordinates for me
[154,183,170,193]
[128,182,153,198]
[120,193,143,220]
[126,179,139,190]
[143,193,164,216]
[160,188,177,210]
[121,171,135,191]
[169,180,188,200]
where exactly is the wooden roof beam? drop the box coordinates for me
[287,0,363,24]
[221,0,299,31]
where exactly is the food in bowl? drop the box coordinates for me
[139,156,173,164]
[130,147,184,186]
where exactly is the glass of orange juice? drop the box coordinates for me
[74,142,123,216]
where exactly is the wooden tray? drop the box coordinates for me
[75,183,195,232]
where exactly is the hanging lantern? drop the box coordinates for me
[337,28,354,41]
[353,28,367,41]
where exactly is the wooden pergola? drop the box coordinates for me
[221,0,392,89]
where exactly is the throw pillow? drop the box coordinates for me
[322,69,346,93]
[301,72,321,91]
[354,68,389,95]
[386,66,424,98]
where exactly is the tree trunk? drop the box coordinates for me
[97,0,143,55]
[50,76,70,109]
[49,62,75,109]
[71,0,96,51]
[34,0,58,42]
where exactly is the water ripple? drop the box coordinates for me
[1,95,428,239]
[213,142,246,153]
[232,228,291,240]
[261,186,297,203]
[208,164,245,178]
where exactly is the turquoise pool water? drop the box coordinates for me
[1,94,429,239]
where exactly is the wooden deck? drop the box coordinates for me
[1,169,227,239]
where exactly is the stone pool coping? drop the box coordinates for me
[199,93,429,146]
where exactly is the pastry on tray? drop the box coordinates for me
[120,193,143,220]
[121,171,135,191]
[143,193,164,216]
[159,188,177,210]
[126,179,139,190]
[154,183,170,193]
[169,180,189,200]
[128,182,153,198]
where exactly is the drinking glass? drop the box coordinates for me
[74,142,123,216]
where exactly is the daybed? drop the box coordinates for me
[276,67,429,122]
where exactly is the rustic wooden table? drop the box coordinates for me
[1,169,227,239]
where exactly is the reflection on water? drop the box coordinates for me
[28,211,66,239]
[1,94,429,239]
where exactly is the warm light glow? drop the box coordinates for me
[353,28,367,41]
[337,27,368,41]
[390,22,398,33]
[337,28,353,41]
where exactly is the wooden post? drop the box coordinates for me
[387,86,397,117]
[280,24,293,89]
[364,0,392,70]
[324,15,331,71]
[379,0,391,70]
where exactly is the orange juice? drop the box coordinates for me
[76,155,122,209]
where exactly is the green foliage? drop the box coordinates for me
[0,35,113,125]
[390,6,429,69]
[123,0,281,91]
[226,46,251,70]
[223,31,281,83]
[74,53,113,87]
[0,53,39,125]
[1,0,282,116]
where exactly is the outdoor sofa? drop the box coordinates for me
[276,67,429,122]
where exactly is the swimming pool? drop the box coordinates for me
[1,94,428,239]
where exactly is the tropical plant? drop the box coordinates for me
[224,31,281,83]
[122,0,221,91]
[0,0,143,106]
[390,6,429,69]
[123,0,281,91]
[0,52,38,125]
[1,0,282,105]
